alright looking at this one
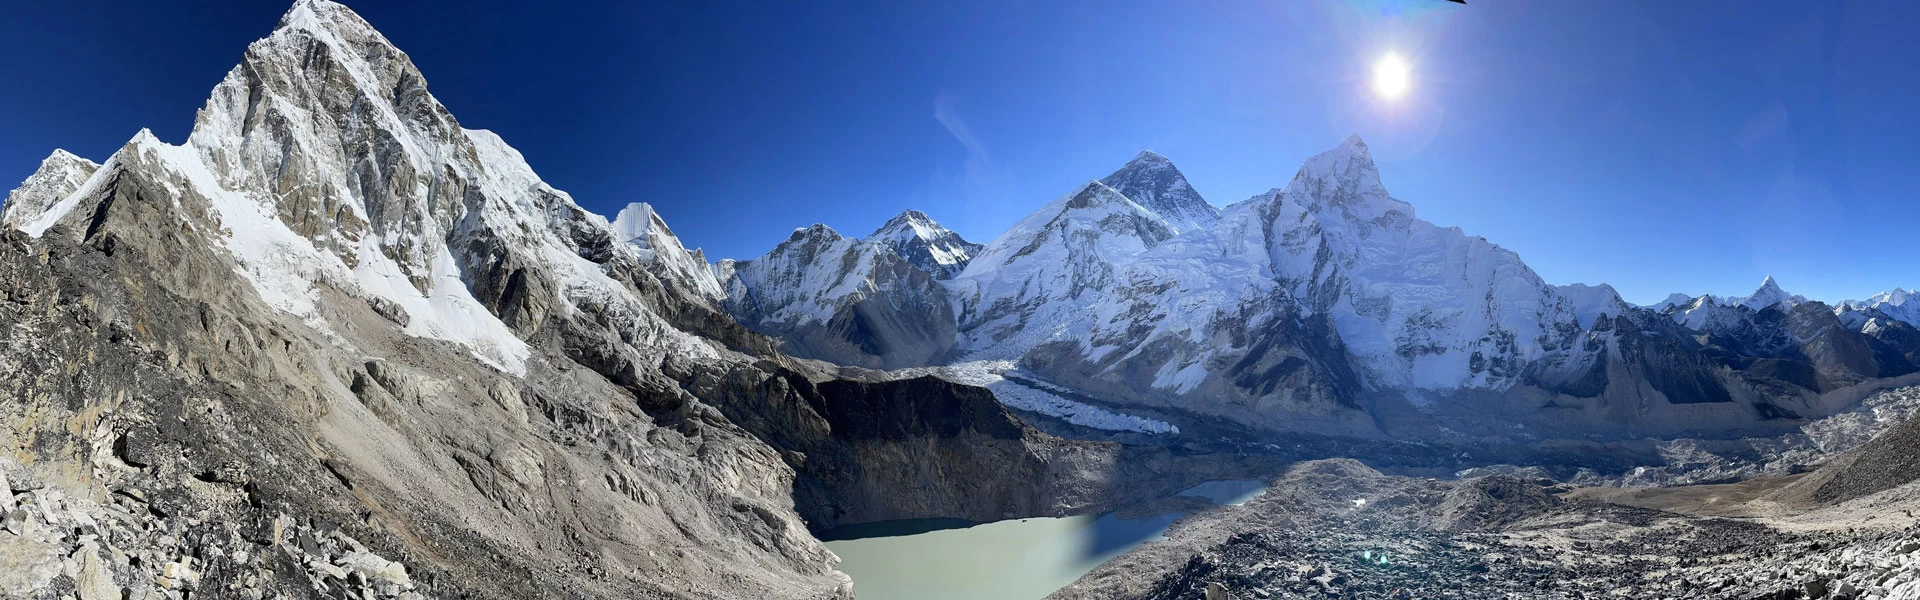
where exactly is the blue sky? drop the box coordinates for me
[3,0,1916,304]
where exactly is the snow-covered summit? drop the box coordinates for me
[1740,275,1804,311]
[1097,149,1219,234]
[1285,134,1409,226]
[865,209,982,279]
[2,149,100,231]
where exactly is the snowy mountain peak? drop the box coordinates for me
[867,209,981,279]
[1870,287,1914,307]
[278,0,374,37]
[1741,275,1802,311]
[1099,150,1219,233]
[875,209,935,229]
[1284,133,1403,224]
[2,148,101,230]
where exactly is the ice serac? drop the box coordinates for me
[1098,150,1220,234]
[721,224,959,369]
[864,209,982,279]
[1,149,101,232]
[952,180,1176,357]
[612,201,726,305]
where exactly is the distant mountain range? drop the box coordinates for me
[716,136,1920,439]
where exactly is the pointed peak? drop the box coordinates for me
[881,208,933,226]
[1097,150,1219,233]
[1128,149,1170,164]
[869,208,959,241]
[130,128,161,146]
[1284,134,1395,219]
[277,0,360,33]
[43,149,92,167]
[1741,275,1799,310]
[1302,134,1379,171]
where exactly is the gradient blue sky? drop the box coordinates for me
[3,0,1916,304]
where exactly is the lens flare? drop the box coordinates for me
[1372,53,1410,100]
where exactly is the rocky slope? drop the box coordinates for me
[1055,456,1920,600]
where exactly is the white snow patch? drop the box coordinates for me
[938,361,1178,435]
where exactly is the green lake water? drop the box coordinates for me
[823,480,1267,599]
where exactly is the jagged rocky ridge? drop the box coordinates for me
[0,2,1208,598]
[724,137,1920,440]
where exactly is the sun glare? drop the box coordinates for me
[1372,53,1410,100]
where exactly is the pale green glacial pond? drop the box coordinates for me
[822,480,1266,600]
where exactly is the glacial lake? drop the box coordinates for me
[822,480,1266,600]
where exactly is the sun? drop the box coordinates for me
[1372,53,1411,100]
